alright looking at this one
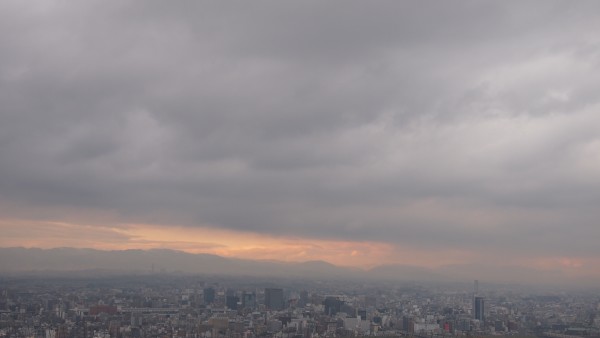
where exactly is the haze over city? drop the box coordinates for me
[2,1,600,285]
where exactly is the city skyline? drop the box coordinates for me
[2,1,600,283]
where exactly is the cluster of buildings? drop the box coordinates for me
[0,276,599,338]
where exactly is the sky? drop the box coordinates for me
[1,1,600,279]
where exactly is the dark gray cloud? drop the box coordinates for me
[2,0,600,258]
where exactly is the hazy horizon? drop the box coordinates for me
[2,1,600,284]
[3,246,599,290]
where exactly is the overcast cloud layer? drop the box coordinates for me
[2,1,600,262]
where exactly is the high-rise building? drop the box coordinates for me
[323,297,344,316]
[473,296,485,321]
[204,287,215,304]
[226,295,239,310]
[264,288,284,310]
[242,292,256,309]
[402,316,415,333]
[298,290,309,308]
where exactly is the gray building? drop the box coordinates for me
[264,288,284,310]
[473,296,485,321]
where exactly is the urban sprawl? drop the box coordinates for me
[0,276,599,338]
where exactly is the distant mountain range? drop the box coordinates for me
[0,247,357,280]
[0,247,594,288]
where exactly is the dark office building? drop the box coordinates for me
[323,297,344,316]
[264,288,284,310]
[203,287,215,304]
[242,292,256,309]
[474,296,485,321]
[298,290,309,308]
[226,295,239,310]
[402,316,415,333]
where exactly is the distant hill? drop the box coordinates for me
[0,247,357,280]
[0,247,596,288]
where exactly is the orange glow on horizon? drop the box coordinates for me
[0,218,401,267]
[116,223,400,268]
[0,218,506,270]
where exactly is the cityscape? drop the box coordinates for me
[3,1,600,338]
[1,273,600,338]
